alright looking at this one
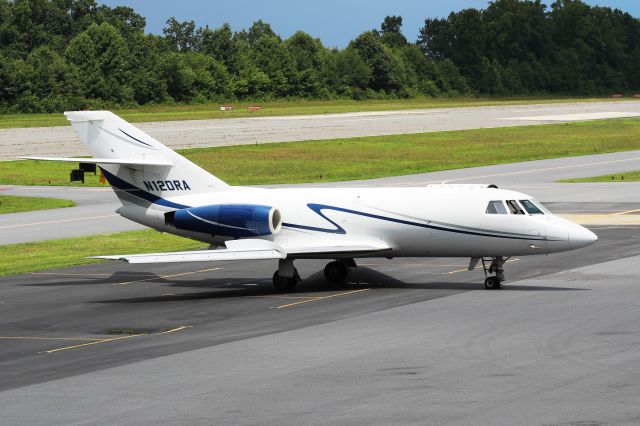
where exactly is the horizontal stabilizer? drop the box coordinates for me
[22,156,173,167]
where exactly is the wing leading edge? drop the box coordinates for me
[91,239,391,264]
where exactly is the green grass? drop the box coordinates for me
[559,170,640,183]
[0,96,625,129]
[0,195,75,214]
[0,229,205,276]
[0,161,104,186]
[3,117,639,186]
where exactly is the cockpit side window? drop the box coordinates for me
[506,200,525,215]
[486,200,508,214]
[519,199,544,215]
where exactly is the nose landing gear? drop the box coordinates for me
[482,256,509,289]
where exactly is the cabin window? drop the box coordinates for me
[506,200,525,215]
[486,200,508,214]
[519,199,544,215]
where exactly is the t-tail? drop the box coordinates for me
[25,111,228,209]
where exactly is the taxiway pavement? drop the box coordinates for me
[0,224,639,425]
[2,100,639,159]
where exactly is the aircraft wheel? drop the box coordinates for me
[484,276,502,290]
[324,261,349,283]
[273,271,297,292]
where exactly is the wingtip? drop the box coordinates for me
[87,255,130,263]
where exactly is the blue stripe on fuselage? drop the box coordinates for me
[283,203,547,241]
[97,173,545,242]
[99,168,188,209]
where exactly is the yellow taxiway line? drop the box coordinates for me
[559,213,640,226]
[114,267,220,285]
[610,208,640,216]
[444,258,520,275]
[275,288,370,309]
[43,325,191,354]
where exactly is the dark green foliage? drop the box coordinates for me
[0,0,639,112]
[418,0,640,95]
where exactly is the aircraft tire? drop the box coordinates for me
[324,261,349,283]
[484,276,501,290]
[273,271,297,292]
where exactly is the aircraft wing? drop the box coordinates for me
[285,242,391,258]
[91,239,391,264]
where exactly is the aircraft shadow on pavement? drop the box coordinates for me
[19,270,170,287]
[91,267,586,304]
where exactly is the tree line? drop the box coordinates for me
[0,0,639,113]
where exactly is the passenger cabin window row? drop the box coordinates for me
[485,199,545,215]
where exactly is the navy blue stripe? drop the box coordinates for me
[96,174,547,242]
[119,128,154,147]
[283,203,548,241]
[100,168,188,209]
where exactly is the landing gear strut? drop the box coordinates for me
[324,259,356,283]
[272,259,300,292]
[481,256,509,290]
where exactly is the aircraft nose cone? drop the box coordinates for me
[569,225,598,249]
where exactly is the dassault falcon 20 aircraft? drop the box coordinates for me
[26,111,598,291]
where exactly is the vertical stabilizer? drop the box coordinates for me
[64,111,228,203]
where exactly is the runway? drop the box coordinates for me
[1,100,639,159]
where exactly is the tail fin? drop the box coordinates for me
[64,111,228,202]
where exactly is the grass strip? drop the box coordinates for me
[0,195,75,214]
[0,96,622,129]
[559,170,640,183]
[188,118,640,185]
[0,229,205,276]
[3,117,639,186]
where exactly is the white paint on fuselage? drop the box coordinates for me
[122,185,593,259]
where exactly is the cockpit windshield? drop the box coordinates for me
[530,199,551,214]
[519,199,544,215]
[486,199,549,215]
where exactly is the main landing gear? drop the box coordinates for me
[324,259,356,283]
[272,259,300,292]
[271,258,357,291]
[481,256,509,290]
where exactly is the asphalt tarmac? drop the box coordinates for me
[0,223,639,425]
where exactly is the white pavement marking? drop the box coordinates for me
[439,156,640,184]
[504,111,640,121]
[0,214,118,230]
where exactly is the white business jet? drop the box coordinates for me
[26,111,597,290]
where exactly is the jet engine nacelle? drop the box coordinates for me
[167,204,282,238]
